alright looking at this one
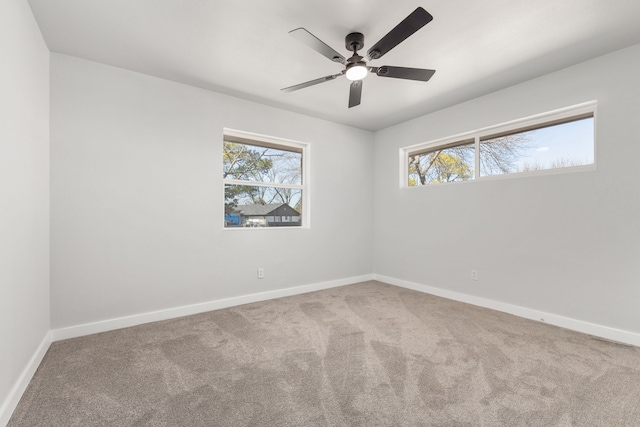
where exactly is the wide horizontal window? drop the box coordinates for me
[403,102,596,187]
[223,130,308,228]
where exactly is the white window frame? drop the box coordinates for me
[400,101,597,188]
[223,128,310,229]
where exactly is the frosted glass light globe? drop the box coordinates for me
[346,64,368,81]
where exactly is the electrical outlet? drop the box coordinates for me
[257,268,264,279]
[471,269,478,281]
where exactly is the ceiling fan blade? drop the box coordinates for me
[348,80,362,108]
[289,28,347,65]
[367,7,433,60]
[375,66,435,81]
[281,73,343,93]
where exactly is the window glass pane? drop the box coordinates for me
[408,142,475,186]
[223,141,302,185]
[224,184,302,228]
[480,117,594,176]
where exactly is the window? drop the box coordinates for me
[403,102,596,187]
[223,129,308,228]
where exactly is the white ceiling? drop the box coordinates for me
[28,0,640,131]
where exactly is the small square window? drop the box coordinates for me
[223,130,308,228]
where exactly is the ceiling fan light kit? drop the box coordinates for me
[345,32,368,81]
[282,7,435,108]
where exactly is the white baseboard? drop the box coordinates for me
[374,274,640,348]
[0,332,52,427]
[52,274,375,342]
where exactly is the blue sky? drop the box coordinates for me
[508,117,594,172]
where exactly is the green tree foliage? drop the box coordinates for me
[223,142,272,214]
[409,144,475,185]
[431,153,473,183]
[223,142,273,181]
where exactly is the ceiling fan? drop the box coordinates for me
[281,7,436,108]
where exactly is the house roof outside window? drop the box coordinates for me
[234,203,300,216]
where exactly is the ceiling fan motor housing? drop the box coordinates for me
[345,32,365,53]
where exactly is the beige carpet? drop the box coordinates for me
[8,281,640,426]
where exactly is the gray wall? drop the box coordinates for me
[50,54,374,329]
[0,0,50,419]
[47,43,640,337]
[373,43,640,335]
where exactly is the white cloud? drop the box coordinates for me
[536,146,550,152]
